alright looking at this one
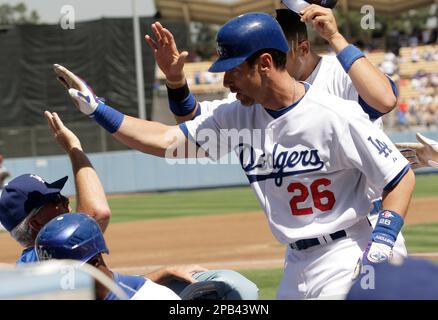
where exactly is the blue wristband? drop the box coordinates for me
[169,93,197,116]
[91,101,124,134]
[371,210,404,248]
[167,82,197,116]
[336,44,365,73]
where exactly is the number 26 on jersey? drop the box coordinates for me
[287,179,336,216]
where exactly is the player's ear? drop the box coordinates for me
[297,41,310,57]
[259,53,273,73]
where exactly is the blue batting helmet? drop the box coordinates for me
[36,213,109,264]
[209,12,289,73]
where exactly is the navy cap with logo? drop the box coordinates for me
[347,257,438,300]
[0,174,68,232]
[208,12,289,73]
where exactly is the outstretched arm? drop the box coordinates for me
[301,5,397,114]
[45,111,111,232]
[113,115,188,157]
[145,22,200,123]
[52,64,191,158]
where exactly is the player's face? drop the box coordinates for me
[28,195,72,237]
[223,62,260,106]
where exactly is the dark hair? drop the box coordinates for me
[246,49,287,70]
[275,9,308,46]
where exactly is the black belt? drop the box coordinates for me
[289,230,347,251]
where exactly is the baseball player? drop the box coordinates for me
[0,113,258,299]
[150,4,397,126]
[36,213,254,300]
[396,133,438,169]
[0,112,111,263]
[146,5,406,258]
[52,12,414,299]
[36,213,180,300]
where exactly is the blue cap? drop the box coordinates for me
[209,12,289,73]
[347,257,438,300]
[0,174,68,232]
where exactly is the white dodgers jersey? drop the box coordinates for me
[182,85,408,243]
[198,55,384,129]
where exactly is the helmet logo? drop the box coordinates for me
[29,174,45,184]
[37,247,53,261]
[217,45,229,58]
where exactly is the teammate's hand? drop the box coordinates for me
[165,264,209,284]
[395,133,438,169]
[145,22,188,85]
[44,111,82,153]
[53,64,100,115]
[300,5,340,43]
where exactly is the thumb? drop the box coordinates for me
[176,51,189,67]
[395,142,421,150]
[428,160,438,168]
[416,132,438,147]
[68,88,82,101]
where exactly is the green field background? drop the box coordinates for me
[87,174,438,299]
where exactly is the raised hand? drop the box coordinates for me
[145,22,188,84]
[53,64,100,115]
[44,111,82,153]
[300,4,340,43]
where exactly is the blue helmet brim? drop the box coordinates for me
[208,56,247,73]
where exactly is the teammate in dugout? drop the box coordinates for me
[0,112,111,264]
[51,12,414,299]
[146,2,407,259]
[0,113,258,300]
[36,212,247,300]
[36,213,181,300]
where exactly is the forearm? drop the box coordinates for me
[330,33,397,113]
[69,148,111,232]
[381,168,415,219]
[113,115,185,157]
[146,268,173,285]
[362,168,415,263]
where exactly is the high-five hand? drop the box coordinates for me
[145,22,188,85]
[53,64,100,115]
